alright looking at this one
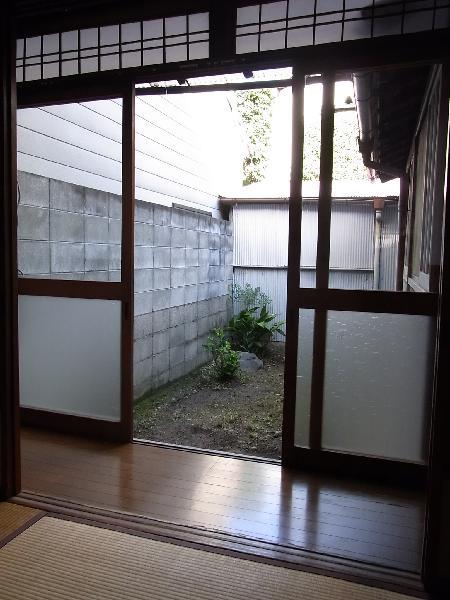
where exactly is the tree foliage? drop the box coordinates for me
[236,89,274,186]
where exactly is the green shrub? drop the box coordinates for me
[203,328,240,381]
[231,283,271,311]
[226,305,284,358]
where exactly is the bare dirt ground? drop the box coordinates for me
[134,343,284,459]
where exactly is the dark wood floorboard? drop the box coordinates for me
[20,428,425,573]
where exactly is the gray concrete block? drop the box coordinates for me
[211,218,220,234]
[197,282,209,301]
[134,291,153,316]
[84,271,109,281]
[18,172,49,207]
[171,227,186,248]
[225,250,233,266]
[153,268,170,290]
[155,371,170,387]
[50,179,85,212]
[169,363,186,382]
[18,240,50,275]
[134,245,153,269]
[184,303,197,323]
[153,350,169,375]
[199,232,209,249]
[50,210,84,242]
[169,344,184,367]
[198,214,211,232]
[50,242,84,273]
[220,220,227,234]
[185,267,198,286]
[169,305,186,327]
[198,249,209,265]
[134,268,154,293]
[85,215,109,243]
[109,194,122,218]
[153,288,171,312]
[153,247,171,268]
[169,324,185,347]
[209,249,220,266]
[170,268,185,289]
[198,264,209,283]
[226,221,233,235]
[184,321,198,342]
[170,286,184,308]
[18,205,49,241]
[185,339,198,361]
[134,312,153,340]
[154,225,171,247]
[134,335,153,362]
[85,243,109,271]
[184,211,199,230]
[185,229,198,249]
[171,208,185,228]
[197,299,209,319]
[135,223,154,246]
[133,357,152,393]
[184,284,198,304]
[210,233,221,250]
[109,244,122,270]
[198,316,211,336]
[153,204,171,226]
[170,247,185,268]
[85,188,109,216]
[185,248,199,267]
[152,308,169,333]
[109,270,121,282]
[108,219,122,244]
[135,200,153,224]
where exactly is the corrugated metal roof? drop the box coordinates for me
[222,178,400,200]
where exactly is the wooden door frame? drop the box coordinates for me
[17,82,136,444]
[0,4,21,500]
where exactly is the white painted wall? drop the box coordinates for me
[17,91,243,216]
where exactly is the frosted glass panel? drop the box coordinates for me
[294,308,315,446]
[19,295,121,420]
[322,311,434,462]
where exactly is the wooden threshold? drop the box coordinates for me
[12,492,428,599]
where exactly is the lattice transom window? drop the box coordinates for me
[236,0,450,54]
[16,12,210,82]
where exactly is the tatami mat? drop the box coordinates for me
[0,516,417,600]
[0,502,42,544]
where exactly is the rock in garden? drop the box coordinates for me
[238,352,263,372]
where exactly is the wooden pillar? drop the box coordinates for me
[0,5,20,499]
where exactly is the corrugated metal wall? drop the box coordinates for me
[232,199,399,340]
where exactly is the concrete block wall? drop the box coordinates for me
[133,201,233,396]
[17,172,233,397]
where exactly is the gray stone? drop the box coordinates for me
[171,208,185,228]
[153,268,171,290]
[50,242,84,273]
[134,312,153,340]
[50,210,84,242]
[134,291,153,316]
[134,335,153,362]
[185,248,199,267]
[108,219,122,244]
[169,324,185,347]
[18,205,49,241]
[85,188,109,216]
[171,247,185,268]
[153,204,171,226]
[170,286,184,308]
[185,229,199,249]
[18,240,50,275]
[85,215,109,243]
[153,289,171,312]
[109,244,121,270]
[50,179,85,212]
[238,352,263,372]
[135,201,153,224]
[153,247,171,268]
[170,268,185,289]
[152,308,169,333]
[135,222,154,246]
[109,194,122,218]
[18,172,49,207]
[171,226,186,248]
[85,244,109,271]
[154,224,171,247]
[184,284,198,304]
[153,350,169,375]
[134,268,153,293]
[169,305,186,327]
[170,344,184,367]
[134,245,153,269]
